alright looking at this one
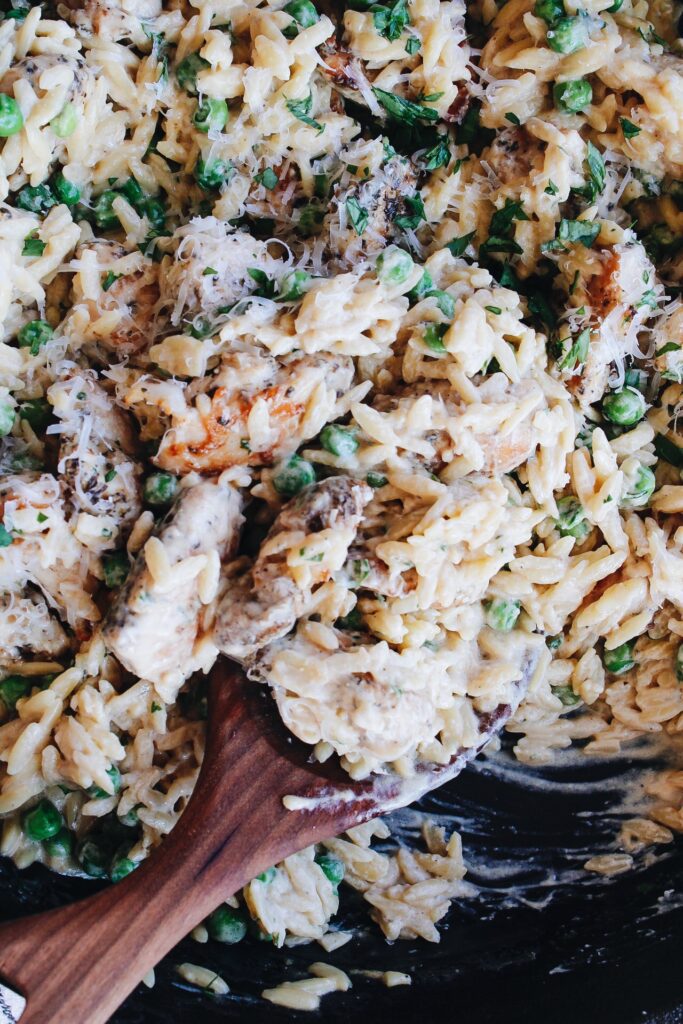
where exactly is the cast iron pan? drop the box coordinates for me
[1,736,681,1023]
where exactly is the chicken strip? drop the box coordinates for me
[48,373,143,545]
[68,241,160,362]
[214,476,372,661]
[556,240,660,406]
[155,350,354,475]
[0,590,70,661]
[103,479,243,694]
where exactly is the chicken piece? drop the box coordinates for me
[557,240,659,406]
[319,36,372,101]
[60,0,170,45]
[155,350,354,475]
[482,127,545,186]
[214,476,372,661]
[70,241,160,361]
[323,156,418,263]
[48,374,143,543]
[0,55,90,101]
[157,222,283,331]
[0,472,98,631]
[103,480,243,692]
[0,590,70,661]
[373,377,542,475]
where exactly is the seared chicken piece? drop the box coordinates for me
[48,374,143,540]
[0,590,70,661]
[482,127,546,186]
[214,476,372,661]
[557,241,659,406]
[373,377,543,475]
[158,222,282,330]
[103,480,243,690]
[323,156,419,264]
[70,241,160,361]
[155,350,354,475]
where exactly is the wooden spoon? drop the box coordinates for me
[0,653,536,1024]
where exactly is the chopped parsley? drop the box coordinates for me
[346,196,369,235]
[620,117,641,139]
[394,192,426,231]
[255,167,279,189]
[445,231,475,257]
[285,94,324,134]
[371,0,410,41]
[102,271,121,291]
[372,87,440,125]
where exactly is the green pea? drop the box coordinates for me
[315,852,344,888]
[273,455,316,497]
[140,197,166,229]
[424,323,448,353]
[366,470,388,488]
[602,640,635,674]
[0,94,23,136]
[534,0,564,23]
[603,388,646,426]
[278,268,311,301]
[297,202,324,236]
[18,320,54,356]
[206,905,248,943]
[16,183,56,215]
[284,0,319,28]
[193,97,228,133]
[88,764,122,799]
[78,838,108,878]
[194,156,233,191]
[376,245,414,285]
[116,177,143,207]
[0,401,15,437]
[335,607,362,630]
[255,866,277,883]
[19,398,51,433]
[676,643,683,683]
[553,79,592,113]
[0,675,30,709]
[176,51,210,94]
[43,827,73,858]
[50,102,77,138]
[620,463,655,508]
[0,524,13,547]
[22,799,63,841]
[102,551,129,589]
[554,496,590,540]
[52,172,81,206]
[484,598,521,632]
[408,269,434,301]
[119,804,141,827]
[111,857,137,882]
[546,16,588,53]
[551,684,581,706]
[320,424,359,458]
[92,190,120,230]
[143,471,178,507]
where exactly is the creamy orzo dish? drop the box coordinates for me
[0,0,682,974]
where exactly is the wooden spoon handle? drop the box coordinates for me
[0,669,324,1024]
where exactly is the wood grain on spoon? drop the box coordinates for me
[0,654,535,1024]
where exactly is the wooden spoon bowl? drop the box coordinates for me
[0,653,536,1023]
